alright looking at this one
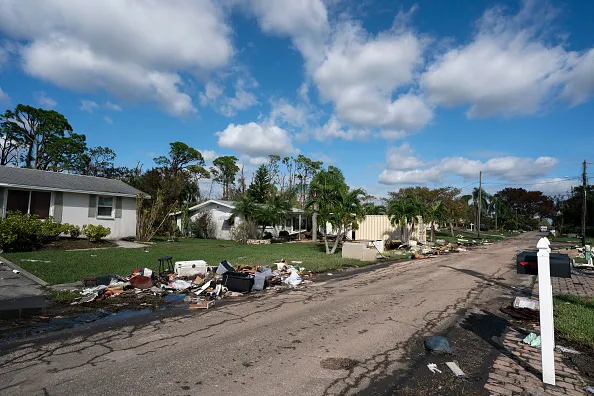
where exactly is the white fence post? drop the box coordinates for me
[537,236,556,385]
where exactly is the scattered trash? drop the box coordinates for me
[500,305,539,322]
[446,361,466,377]
[130,275,153,289]
[12,269,20,274]
[427,363,442,373]
[584,386,594,394]
[513,297,539,311]
[556,345,581,354]
[284,270,303,286]
[20,259,51,263]
[523,333,542,348]
[424,336,453,354]
[327,273,333,276]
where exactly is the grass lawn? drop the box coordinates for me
[2,238,394,285]
[550,236,594,245]
[553,294,594,349]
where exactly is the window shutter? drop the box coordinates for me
[88,195,97,217]
[115,197,122,218]
[0,187,4,216]
[53,192,63,222]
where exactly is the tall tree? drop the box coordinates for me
[308,166,346,243]
[0,113,21,166]
[3,104,83,170]
[247,164,272,203]
[387,197,426,244]
[211,156,239,200]
[295,154,323,207]
[154,141,206,176]
[77,146,116,177]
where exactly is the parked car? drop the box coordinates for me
[540,226,548,232]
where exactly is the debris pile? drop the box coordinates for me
[72,258,315,308]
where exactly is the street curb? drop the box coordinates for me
[0,256,48,286]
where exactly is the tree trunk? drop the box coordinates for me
[323,229,330,254]
[312,208,318,242]
[330,226,342,254]
[495,211,498,231]
[261,224,266,239]
[430,221,435,242]
[450,222,454,238]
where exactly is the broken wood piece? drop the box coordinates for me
[446,361,465,377]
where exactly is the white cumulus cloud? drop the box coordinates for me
[80,99,99,113]
[379,143,559,185]
[0,0,233,117]
[421,1,594,118]
[216,121,295,158]
[0,87,9,103]
[34,91,57,108]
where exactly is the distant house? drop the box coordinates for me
[0,166,147,239]
[172,199,308,240]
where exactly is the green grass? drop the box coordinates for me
[2,238,396,284]
[550,236,594,245]
[553,294,594,349]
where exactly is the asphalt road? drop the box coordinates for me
[0,232,540,396]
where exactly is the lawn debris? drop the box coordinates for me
[72,256,315,310]
[427,363,442,374]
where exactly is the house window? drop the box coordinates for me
[97,196,114,218]
[6,190,51,219]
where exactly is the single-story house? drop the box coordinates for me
[0,166,147,239]
[172,199,308,240]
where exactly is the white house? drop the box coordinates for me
[0,166,147,239]
[172,199,308,240]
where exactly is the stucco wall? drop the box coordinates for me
[60,192,137,239]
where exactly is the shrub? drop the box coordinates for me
[230,220,259,244]
[262,231,273,239]
[39,217,69,244]
[67,224,81,238]
[189,212,216,239]
[0,212,43,252]
[82,224,111,242]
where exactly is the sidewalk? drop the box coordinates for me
[0,258,48,315]
[485,270,594,395]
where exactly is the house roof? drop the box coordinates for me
[0,166,147,198]
[170,199,305,216]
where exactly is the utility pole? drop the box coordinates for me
[478,171,482,239]
[582,160,587,246]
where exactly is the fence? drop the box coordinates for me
[354,215,426,243]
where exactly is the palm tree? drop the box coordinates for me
[325,186,366,254]
[307,166,346,243]
[257,193,293,237]
[462,188,490,229]
[489,194,508,231]
[387,197,425,244]
[230,196,258,224]
[426,201,447,242]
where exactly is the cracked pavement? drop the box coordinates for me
[0,233,538,396]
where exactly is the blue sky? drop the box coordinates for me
[0,0,592,198]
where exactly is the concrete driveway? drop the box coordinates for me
[0,232,540,396]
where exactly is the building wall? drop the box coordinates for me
[60,192,137,239]
[327,215,427,243]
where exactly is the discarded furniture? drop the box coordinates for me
[158,255,174,277]
[342,242,377,261]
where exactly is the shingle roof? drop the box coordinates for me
[0,166,146,197]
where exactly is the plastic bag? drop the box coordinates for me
[424,336,453,354]
[284,270,302,286]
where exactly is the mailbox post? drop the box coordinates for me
[537,237,556,385]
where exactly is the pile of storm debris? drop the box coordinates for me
[399,236,497,259]
[72,258,314,308]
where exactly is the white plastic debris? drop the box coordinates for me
[80,285,108,295]
[513,296,540,311]
[427,363,442,374]
[446,362,465,377]
[284,270,302,286]
[12,269,20,274]
[556,345,581,354]
[169,279,192,290]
